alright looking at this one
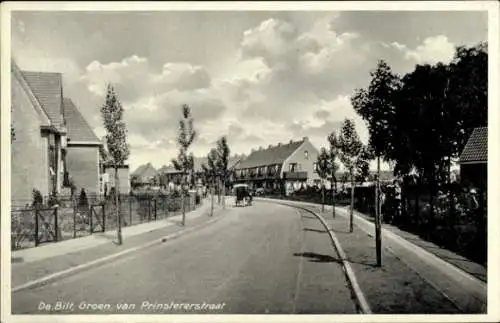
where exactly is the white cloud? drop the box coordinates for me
[387,35,456,65]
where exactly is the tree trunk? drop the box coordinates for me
[350,174,355,233]
[331,177,336,218]
[181,175,186,226]
[321,179,325,212]
[115,166,122,245]
[211,179,214,216]
[217,177,221,204]
[375,157,382,266]
[222,178,226,209]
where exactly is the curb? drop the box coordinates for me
[271,200,372,314]
[12,211,224,293]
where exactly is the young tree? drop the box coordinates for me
[215,136,230,209]
[202,148,218,216]
[338,118,372,233]
[327,131,340,218]
[316,148,330,212]
[172,104,197,226]
[101,84,130,245]
[351,59,400,266]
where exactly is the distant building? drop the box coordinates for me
[459,126,487,191]
[233,137,320,195]
[103,166,130,195]
[131,162,159,188]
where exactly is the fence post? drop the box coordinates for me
[34,209,39,247]
[89,205,93,234]
[102,203,106,232]
[54,207,59,242]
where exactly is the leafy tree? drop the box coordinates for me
[101,84,130,245]
[215,136,230,208]
[316,147,330,212]
[172,104,197,226]
[351,60,400,265]
[327,131,341,218]
[337,118,372,233]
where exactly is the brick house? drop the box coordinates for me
[63,98,102,195]
[233,137,320,195]
[459,126,487,191]
[11,62,67,204]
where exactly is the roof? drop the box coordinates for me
[21,71,64,127]
[460,127,487,163]
[12,61,52,127]
[228,156,244,170]
[132,163,158,178]
[63,98,100,144]
[236,139,305,169]
[158,164,181,174]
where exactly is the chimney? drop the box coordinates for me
[303,136,308,141]
[268,145,272,149]
[289,139,293,144]
[278,143,281,147]
[251,149,255,153]
[259,146,263,150]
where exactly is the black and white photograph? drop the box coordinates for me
[1,1,499,322]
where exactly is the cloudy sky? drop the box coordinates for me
[11,10,487,171]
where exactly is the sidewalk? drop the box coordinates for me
[11,198,227,289]
[12,198,212,264]
[257,198,487,314]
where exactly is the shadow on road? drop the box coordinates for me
[293,252,342,264]
[303,228,328,234]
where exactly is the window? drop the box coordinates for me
[289,163,297,172]
[304,150,309,159]
[313,162,318,173]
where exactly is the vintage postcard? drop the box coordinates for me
[1,1,499,323]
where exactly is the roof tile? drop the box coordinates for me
[63,98,100,143]
[236,140,304,169]
[21,71,64,127]
[460,127,487,163]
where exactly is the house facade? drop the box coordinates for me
[103,166,131,195]
[11,61,102,204]
[232,137,320,195]
[11,62,67,205]
[459,126,487,191]
[63,98,102,195]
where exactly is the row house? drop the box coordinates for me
[232,137,321,195]
[11,60,102,205]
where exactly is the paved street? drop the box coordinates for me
[12,201,357,314]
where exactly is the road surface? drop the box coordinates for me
[12,201,357,314]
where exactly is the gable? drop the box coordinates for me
[21,71,64,127]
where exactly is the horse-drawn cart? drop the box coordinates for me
[234,184,252,207]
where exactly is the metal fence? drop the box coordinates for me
[11,192,200,251]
